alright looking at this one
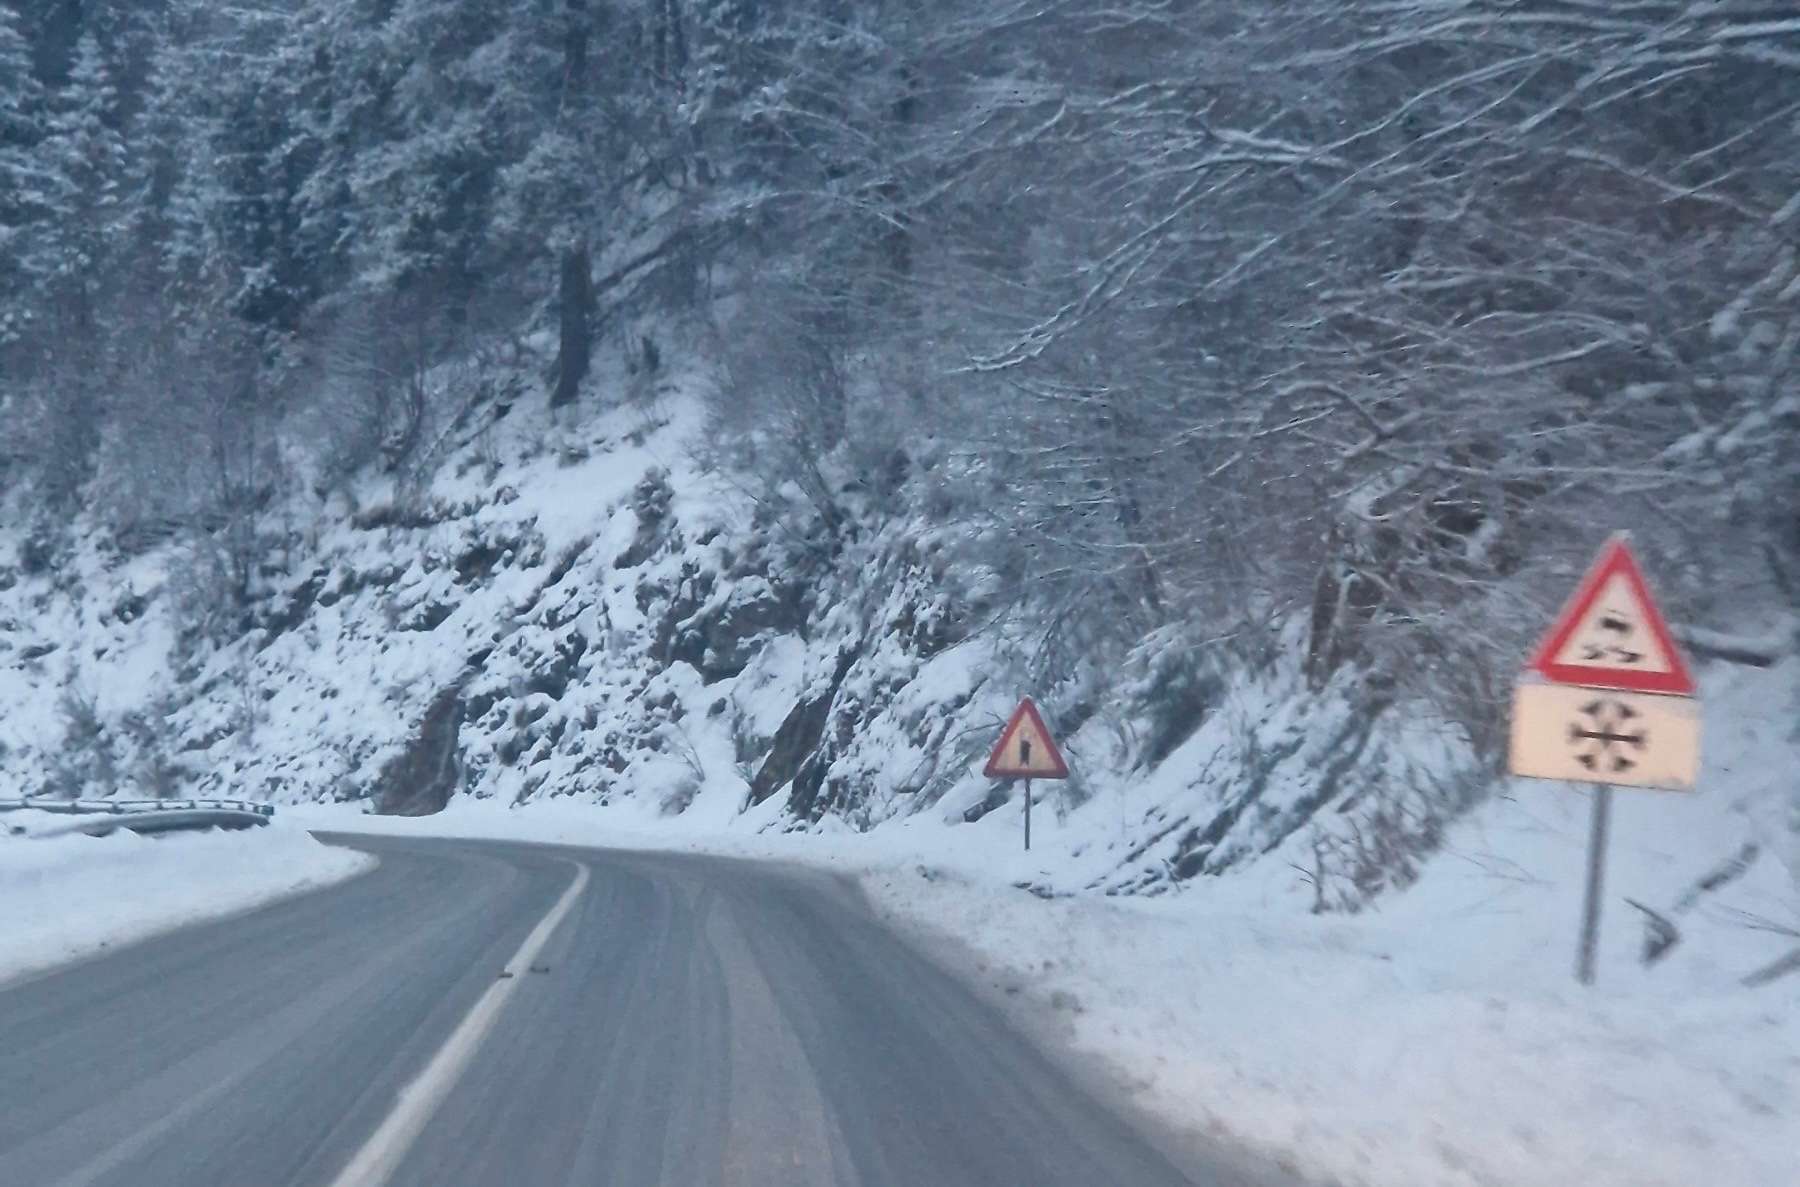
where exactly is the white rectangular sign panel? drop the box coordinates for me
[1508,682,1700,791]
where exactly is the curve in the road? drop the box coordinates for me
[0,833,1265,1187]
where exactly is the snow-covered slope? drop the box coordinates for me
[2,359,1796,908]
[0,370,1525,904]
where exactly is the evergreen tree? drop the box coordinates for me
[136,17,231,301]
[0,1,48,345]
[0,1,41,174]
[490,1,617,406]
[138,1,306,326]
[347,0,502,299]
[32,32,129,326]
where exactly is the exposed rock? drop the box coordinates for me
[112,588,149,625]
[525,630,588,700]
[256,569,329,650]
[679,579,802,683]
[614,469,674,568]
[398,600,457,632]
[749,647,857,806]
[454,538,508,585]
[373,685,466,815]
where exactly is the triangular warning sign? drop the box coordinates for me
[983,697,1070,779]
[1528,535,1695,696]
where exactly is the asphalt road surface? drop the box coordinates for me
[0,834,1266,1187]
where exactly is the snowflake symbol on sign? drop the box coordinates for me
[1567,698,1647,773]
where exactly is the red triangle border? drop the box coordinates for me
[1528,535,1695,696]
[983,696,1070,779]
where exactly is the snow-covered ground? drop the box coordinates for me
[853,785,1797,1187]
[288,653,1798,1187]
[0,815,374,985]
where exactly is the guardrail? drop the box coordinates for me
[1,797,275,837]
[0,797,275,818]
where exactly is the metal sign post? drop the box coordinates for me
[1575,783,1613,986]
[1023,779,1032,851]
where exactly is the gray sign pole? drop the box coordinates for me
[1023,778,1032,852]
[1576,783,1613,985]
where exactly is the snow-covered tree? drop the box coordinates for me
[0,0,1791,747]
[0,1,48,346]
[487,1,617,407]
[30,32,129,326]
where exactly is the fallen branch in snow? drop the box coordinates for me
[1671,626,1789,669]
[1625,899,1682,966]
[1742,948,1800,988]
[1717,906,1800,986]
[1626,844,1762,967]
[1672,844,1762,913]
[1717,906,1800,940]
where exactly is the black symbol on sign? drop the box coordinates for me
[1020,738,1033,765]
[1578,608,1644,665]
[1568,698,1647,773]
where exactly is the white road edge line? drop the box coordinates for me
[327,858,591,1187]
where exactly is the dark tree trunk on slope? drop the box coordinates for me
[563,0,589,80]
[552,241,594,408]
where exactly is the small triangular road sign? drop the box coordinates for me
[983,697,1070,779]
[1528,534,1695,696]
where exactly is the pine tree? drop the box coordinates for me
[346,0,503,299]
[287,0,380,307]
[686,0,787,189]
[0,1,48,345]
[488,2,613,406]
[132,0,309,327]
[0,2,39,159]
[134,10,234,303]
[32,32,129,325]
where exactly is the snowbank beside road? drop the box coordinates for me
[853,812,1795,1187]
[851,665,1800,1187]
[0,817,374,985]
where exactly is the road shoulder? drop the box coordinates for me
[0,819,374,988]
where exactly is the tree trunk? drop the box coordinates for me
[563,0,589,80]
[552,241,594,408]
